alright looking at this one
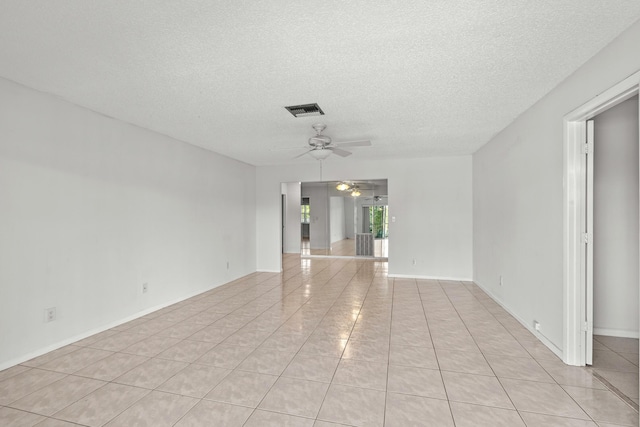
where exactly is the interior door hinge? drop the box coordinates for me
[583,232,592,244]
[582,143,591,154]
[581,321,592,332]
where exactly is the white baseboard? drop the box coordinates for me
[473,280,563,360]
[257,269,282,273]
[593,328,639,339]
[388,273,472,281]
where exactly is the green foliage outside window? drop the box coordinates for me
[301,204,310,223]
[371,206,389,238]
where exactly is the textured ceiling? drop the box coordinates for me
[0,2,638,166]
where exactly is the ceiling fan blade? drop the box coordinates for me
[335,140,371,148]
[293,149,314,159]
[329,147,352,157]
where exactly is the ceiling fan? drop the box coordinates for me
[276,123,371,160]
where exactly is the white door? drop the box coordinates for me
[585,119,594,365]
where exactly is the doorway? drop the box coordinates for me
[301,197,310,254]
[296,179,388,259]
[563,71,640,367]
[281,194,286,254]
[589,96,639,408]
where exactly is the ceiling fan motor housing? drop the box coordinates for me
[309,134,331,147]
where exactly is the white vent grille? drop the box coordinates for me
[285,103,324,117]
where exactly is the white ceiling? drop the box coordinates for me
[0,2,638,166]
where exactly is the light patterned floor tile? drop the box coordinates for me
[0,365,31,383]
[484,353,555,383]
[74,352,149,381]
[204,370,278,407]
[449,401,525,426]
[282,354,340,383]
[10,375,105,416]
[32,418,79,427]
[54,382,149,426]
[174,400,253,427]
[0,407,46,426]
[259,376,329,418]
[156,364,231,398]
[563,385,638,426]
[38,347,113,374]
[435,348,493,376]
[385,393,454,427]
[519,412,598,426]
[441,371,513,409]
[317,384,386,427]
[389,345,438,369]
[104,390,197,427]
[156,339,216,363]
[332,359,387,391]
[113,358,188,389]
[500,378,589,419]
[244,410,315,427]
[387,365,446,399]
[0,369,67,406]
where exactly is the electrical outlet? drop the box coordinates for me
[412,259,416,266]
[499,275,503,286]
[44,307,56,322]
[226,261,229,270]
[142,283,148,293]
[533,320,541,331]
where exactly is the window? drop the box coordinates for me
[370,205,389,238]
[301,197,310,223]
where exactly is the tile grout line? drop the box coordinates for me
[382,275,396,427]
[236,258,340,426]
[438,279,528,426]
[240,257,362,425]
[311,259,378,425]
[417,279,458,426]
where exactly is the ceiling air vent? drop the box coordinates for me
[285,103,325,118]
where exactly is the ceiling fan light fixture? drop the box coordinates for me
[309,135,331,145]
[336,182,351,191]
[351,188,361,197]
[308,149,331,160]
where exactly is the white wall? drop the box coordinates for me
[593,96,639,337]
[283,182,302,254]
[473,20,640,353]
[330,196,346,244]
[256,157,473,279]
[0,78,256,369]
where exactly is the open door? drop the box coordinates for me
[585,119,594,365]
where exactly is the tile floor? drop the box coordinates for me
[0,255,638,426]
[592,335,639,411]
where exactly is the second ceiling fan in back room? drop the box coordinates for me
[275,123,372,160]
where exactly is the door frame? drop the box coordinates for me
[563,70,640,366]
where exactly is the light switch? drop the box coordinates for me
[391,216,396,223]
